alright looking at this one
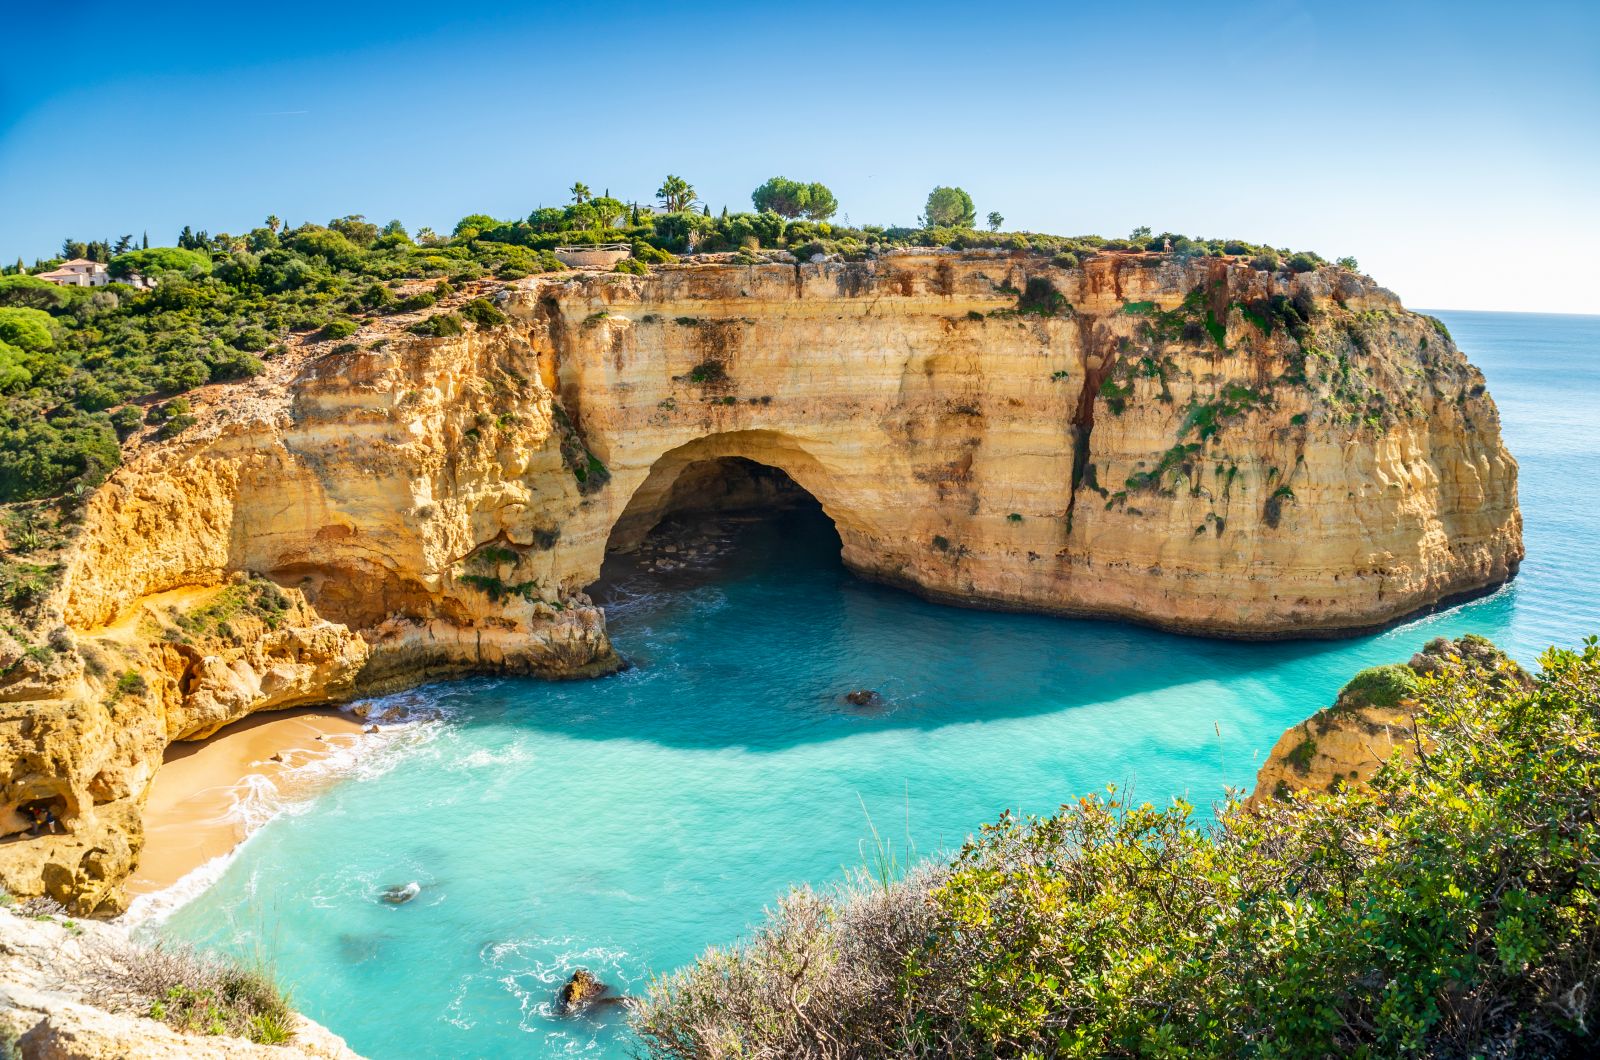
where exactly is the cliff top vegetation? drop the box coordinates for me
[0,175,1352,512]
[631,634,1600,1058]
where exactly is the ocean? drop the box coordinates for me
[152,309,1600,1058]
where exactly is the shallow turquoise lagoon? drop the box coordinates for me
[156,310,1600,1058]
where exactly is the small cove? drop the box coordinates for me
[152,309,1600,1058]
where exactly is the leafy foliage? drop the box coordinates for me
[1337,662,1420,708]
[923,186,977,228]
[750,177,838,221]
[85,937,295,1045]
[0,187,1343,503]
[635,637,1600,1058]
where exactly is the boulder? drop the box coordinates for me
[555,969,610,1015]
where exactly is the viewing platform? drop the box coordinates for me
[554,243,632,268]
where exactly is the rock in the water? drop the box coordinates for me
[556,968,610,1015]
[381,881,420,905]
[844,689,881,707]
[364,725,380,734]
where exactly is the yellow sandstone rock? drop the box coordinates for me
[0,250,1523,910]
[1248,634,1529,807]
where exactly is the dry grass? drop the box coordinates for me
[82,937,295,1045]
[631,866,948,1059]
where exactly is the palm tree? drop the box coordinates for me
[570,182,591,205]
[265,215,282,234]
[656,175,696,213]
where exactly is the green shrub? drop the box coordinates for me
[1016,276,1068,316]
[322,318,358,340]
[109,406,144,439]
[1337,662,1420,708]
[155,414,197,440]
[108,246,212,280]
[359,283,398,311]
[687,361,726,384]
[85,939,295,1046]
[615,257,649,275]
[635,636,1600,1058]
[396,290,437,312]
[408,313,465,338]
[457,298,506,327]
[145,398,190,425]
[1287,251,1319,273]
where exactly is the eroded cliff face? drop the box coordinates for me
[0,250,1521,910]
[516,251,1519,635]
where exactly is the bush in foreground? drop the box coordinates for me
[84,938,295,1045]
[633,638,1600,1057]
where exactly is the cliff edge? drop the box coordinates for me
[0,249,1522,911]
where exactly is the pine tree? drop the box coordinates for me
[142,231,149,249]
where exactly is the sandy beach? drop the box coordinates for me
[126,708,368,896]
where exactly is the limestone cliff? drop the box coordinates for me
[1249,634,1529,806]
[0,250,1521,911]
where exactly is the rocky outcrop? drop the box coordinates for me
[0,907,363,1059]
[0,249,1521,910]
[1249,634,1528,806]
[521,252,1519,636]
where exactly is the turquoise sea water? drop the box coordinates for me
[155,310,1600,1058]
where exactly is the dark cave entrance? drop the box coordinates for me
[595,456,841,592]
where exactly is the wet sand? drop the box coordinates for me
[126,708,367,896]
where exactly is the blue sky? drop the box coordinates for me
[3,0,1596,312]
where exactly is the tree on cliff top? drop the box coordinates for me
[752,177,839,222]
[922,186,976,229]
[656,175,696,214]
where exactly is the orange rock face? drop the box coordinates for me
[0,250,1522,910]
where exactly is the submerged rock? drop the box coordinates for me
[381,882,420,905]
[844,689,881,707]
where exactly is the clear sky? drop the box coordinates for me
[3,0,1597,313]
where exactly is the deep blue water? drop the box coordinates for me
[154,309,1600,1058]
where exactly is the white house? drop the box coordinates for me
[37,259,110,287]
[36,259,154,289]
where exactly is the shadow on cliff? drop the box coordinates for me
[381,505,1502,757]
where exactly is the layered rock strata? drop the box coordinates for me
[0,249,1522,910]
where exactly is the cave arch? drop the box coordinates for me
[604,430,864,558]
